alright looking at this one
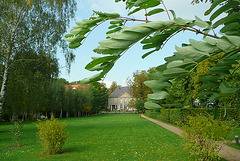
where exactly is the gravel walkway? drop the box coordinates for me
[141,114,240,161]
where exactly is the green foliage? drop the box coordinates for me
[0,0,77,115]
[4,52,59,121]
[108,81,118,95]
[91,83,108,112]
[36,115,68,155]
[182,114,232,160]
[11,118,23,147]
[128,69,155,102]
[66,0,240,117]
[134,99,145,112]
[146,108,240,126]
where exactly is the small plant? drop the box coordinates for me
[11,118,23,147]
[182,114,232,161]
[36,115,68,155]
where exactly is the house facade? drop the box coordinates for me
[108,87,135,111]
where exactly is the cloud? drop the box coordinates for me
[102,80,112,88]
[103,79,128,88]
[120,79,128,87]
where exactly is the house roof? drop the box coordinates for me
[65,85,86,90]
[109,86,132,98]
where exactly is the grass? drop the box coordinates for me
[0,114,194,160]
[226,127,240,140]
[226,143,240,150]
[226,127,240,150]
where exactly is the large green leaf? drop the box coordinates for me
[189,39,219,53]
[210,1,240,21]
[205,0,226,16]
[80,73,102,84]
[199,75,219,83]
[134,0,160,9]
[167,60,196,69]
[144,101,161,109]
[98,39,134,49]
[219,81,239,96]
[194,16,210,28]
[148,91,168,100]
[146,8,164,16]
[216,38,236,51]
[214,12,240,28]
[224,35,240,46]
[85,56,119,70]
[163,68,188,77]
[144,80,171,92]
[107,31,143,41]
[128,8,141,16]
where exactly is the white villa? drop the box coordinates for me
[108,87,135,111]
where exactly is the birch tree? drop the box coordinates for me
[0,0,76,114]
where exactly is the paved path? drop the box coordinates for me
[141,114,240,161]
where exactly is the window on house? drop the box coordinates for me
[110,98,113,102]
[124,98,127,103]
[114,98,117,102]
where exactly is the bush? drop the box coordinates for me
[36,115,68,155]
[145,108,240,126]
[11,118,23,147]
[182,114,232,161]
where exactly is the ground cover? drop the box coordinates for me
[0,114,194,160]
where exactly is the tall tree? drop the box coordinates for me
[108,81,118,95]
[127,69,153,102]
[4,51,58,121]
[91,83,108,113]
[0,0,76,114]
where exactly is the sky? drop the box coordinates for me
[57,0,215,88]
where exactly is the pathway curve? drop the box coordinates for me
[141,114,240,161]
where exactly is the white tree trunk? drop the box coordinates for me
[0,61,9,114]
[60,108,63,118]
[66,110,69,118]
[0,2,27,115]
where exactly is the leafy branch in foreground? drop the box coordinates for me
[66,0,240,116]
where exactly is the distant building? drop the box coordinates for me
[108,86,135,111]
[65,85,86,90]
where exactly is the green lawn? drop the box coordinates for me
[227,127,240,140]
[226,127,240,150]
[0,114,194,160]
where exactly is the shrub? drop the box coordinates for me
[36,115,68,155]
[145,108,240,126]
[182,114,232,161]
[11,118,23,147]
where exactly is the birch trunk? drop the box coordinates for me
[59,108,63,118]
[0,59,9,114]
[66,110,69,118]
[0,2,27,115]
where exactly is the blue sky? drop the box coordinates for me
[57,0,216,87]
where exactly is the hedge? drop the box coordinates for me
[145,108,240,126]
